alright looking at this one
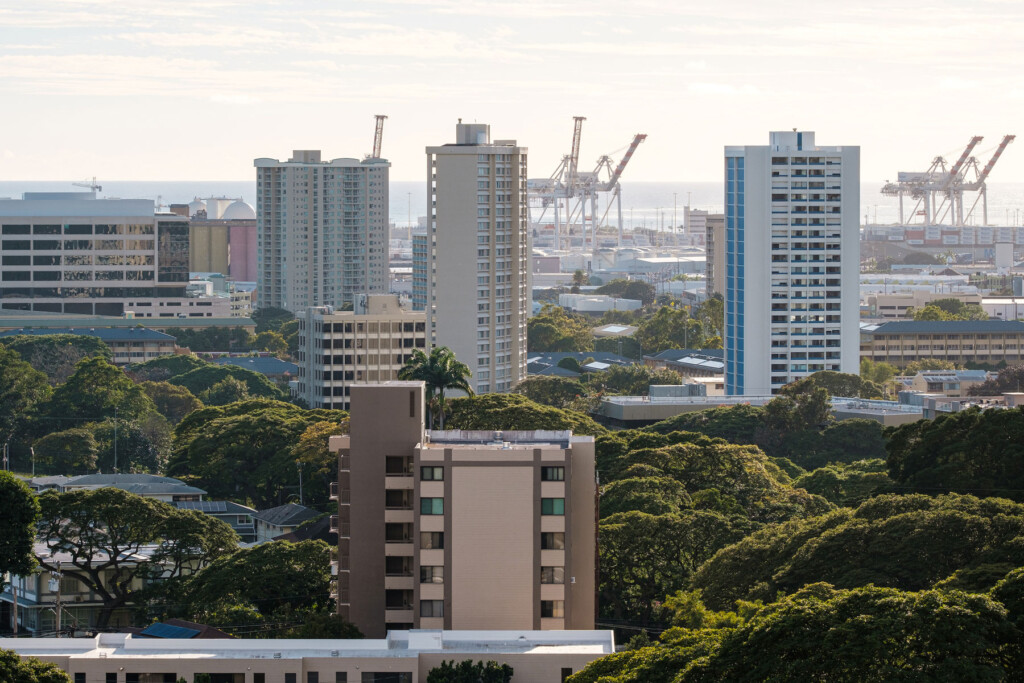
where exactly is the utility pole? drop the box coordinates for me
[7,574,17,635]
[113,407,118,473]
[298,462,304,506]
[50,570,62,637]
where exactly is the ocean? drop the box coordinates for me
[4,180,1024,229]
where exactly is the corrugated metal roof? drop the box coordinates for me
[867,320,1024,334]
[0,327,175,342]
[140,623,201,639]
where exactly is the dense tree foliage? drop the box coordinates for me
[693,493,1024,610]
[969,364,1024,396]
[140,381,203,423]
[512,376,589,410]
[527,304,594,352]
[426,660,513,683]
[167,326,253,352]
[128,354,209,382]
[782,370,884,399]
[594,335,642,360]
[886,407,1024,500]
[152,540,332,634]
[635,306,717,354]
[0,333,111,384]
[586,364,682,396]
[793,459,895,507]
[0,649,70,683]
[445,394,606,436]
[37,488,237,628]
[0,472,40,587]
[0,347,52,445]
[569,584,1021,682]
[169,364,285,401]
[32,428,99,473]
[168,399,344,508]
[47,357,156,423]
[910,297,988,321]
[199,376,252,406]
[252,306,295,334]
[595,278,656,306]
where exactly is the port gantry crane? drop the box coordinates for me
[880,135,1014,227]
[527,116,647,254]
[370,114,387,159]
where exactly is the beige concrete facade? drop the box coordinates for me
[295,295,427,411]
[860,320,1024,367]
[189,223,230,276]
[704,213,725,296]
[255,150,390,313]
[4,630,614,683]
[426,123,529,394]
[864,291,982,320]
[336,383,597,639]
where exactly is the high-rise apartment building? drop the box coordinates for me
[724,131,859,395]
[411,232,428,311]
[334,382,596,638]
[294,294,427,411]
[0,192,189,317]
[254,151,389,313]
[704,212,726,296]
[426,123,530,393]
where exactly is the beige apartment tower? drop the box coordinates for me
[426,123,530,393]
[334,382,597,638]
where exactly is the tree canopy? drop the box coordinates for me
[635,306,717,354]
[445,393,606,436]
[168,399,345,508]
[0,472,40,584]
[46,356,156,423]
[140,381,203,423]
[169,364,286,401]
[398,346,473,429]
[886,406,1024,500]
[595,278,656,306]
[426,660,513,683]
[968,364,1024,396]
[0,333,112,385]
[0,649,70,683]
[128,354,210,382]
[0,346,52,444]
[37,488,238,628]
[527,304,594,353]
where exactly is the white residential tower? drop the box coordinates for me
[724,131,860,395]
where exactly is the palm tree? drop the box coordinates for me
[397,346,473,429]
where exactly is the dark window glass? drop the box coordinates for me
[33,224,60,234]
[541,532,564,550]
[420,532,443,549]
[286,674,297,683]
[541,498,565,515]
[157,221,188,283]
[420,497,444,515]
[420,466,443,481]
[308,674,319,683]
[1,225,29,235]
[541,466,565,481]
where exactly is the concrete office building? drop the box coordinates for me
[0,192,189,317]
[2,631,614,683]
[724,131,859,394]
[295,295,427,411]
[255,151,389,313]
[411,232,428,311]
[426,123,530,393]
[704,213,725,296]
[334,383,596,638]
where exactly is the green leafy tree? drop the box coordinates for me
[288,612,363,639]
[168,400,344,508]
[585,364,681,396]
[426,660,513,683]
[0,649,71,683]
[0,333,112,385]
[594,335,642,360]
[0,472,40,588]
[158,540,331,627]
[0,346,52,446]
[793,459,895,507]
[904,358,959,374]
[37,488,238,629]
[169,364,285,401]
[696,295,724,337]
[512,376,589,409]
[253,330,288,356]
[140,381,203,423]
[596,278,656,306]
[635,306,709,353]
[199,376,252,406]
[32,428,99,474]
[128,355,210,382]
[46,357,156,423]
[252,306,295,334]
[527,304,594,353]
[860,357,898,390]
[89,414,172,473]
[398,346,473,429]
[782,370,883,399]
[445,394,606,436]
[278,319,300,358]
[968,364,1024,395]
[886,406,1024,499]
[168,327,253,352]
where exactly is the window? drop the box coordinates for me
[541,600,565,618]
[541,566,565,584]
[335,675,348,683]
[561,669,573,682]
[75,676,86,683]
[420,497,444,515]
[541,498,565,515]
[420,599,444,617]
[255,676,266,683]
[420,566,444,584]
[420,466,443,481]
[541,466,565,481]
[541,532,565,550]
[107,675,117,683]
[361,675,412,683]
[421,531,444,549]
[309,674,320,683]
[286,675,297,683]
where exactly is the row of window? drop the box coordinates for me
[418,466,564,482]
[419,497,564,516]
[408,530,566,550]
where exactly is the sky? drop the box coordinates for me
[2,0,1024,183]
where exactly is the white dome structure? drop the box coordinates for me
[188,198,207,217]
[222,199,256,221]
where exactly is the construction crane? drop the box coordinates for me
[567,116,585,197]
[880,135,1014,227]
[72,177,102,193]
[371,114,387,159]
